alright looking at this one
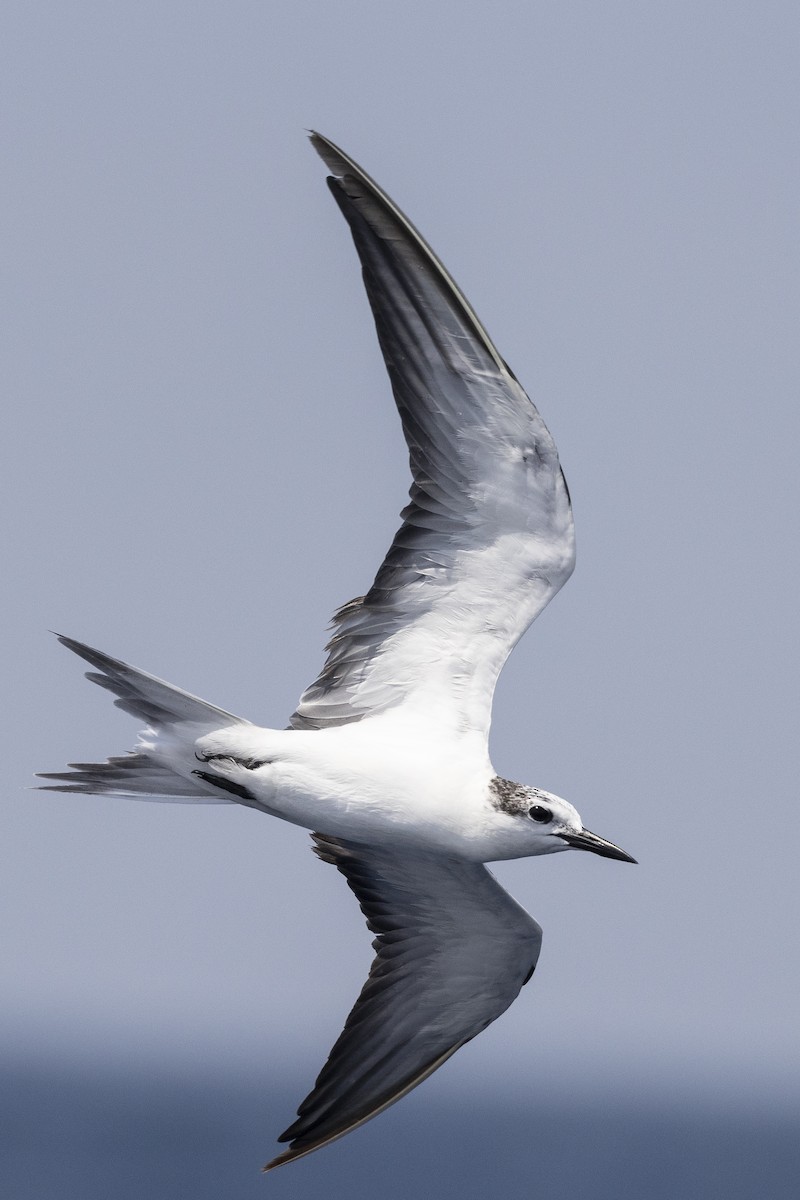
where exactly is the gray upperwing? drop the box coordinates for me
[264,833,542,1170]
[290,135,574,735]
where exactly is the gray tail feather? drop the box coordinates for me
[38,634,247,800]
[52,634,247,728]
[38,754,226,801]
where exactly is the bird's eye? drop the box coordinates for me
[528,805,552,823]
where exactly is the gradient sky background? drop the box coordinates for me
[3,2,799,1194]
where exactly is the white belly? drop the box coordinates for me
[189,715,497,857]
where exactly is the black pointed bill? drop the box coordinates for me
[556,828,637,863]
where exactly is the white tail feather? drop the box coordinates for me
[39,635,248,801]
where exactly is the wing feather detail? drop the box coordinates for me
[264,834,542,1170]
[290,134,574,738]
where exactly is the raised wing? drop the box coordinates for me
[265,834,542,1170]
[290,134,575,739]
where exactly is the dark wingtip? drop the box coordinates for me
[51,631,81,652]
[262,1143,313,1172]
[308,131,358,181]
[52,633,101,663]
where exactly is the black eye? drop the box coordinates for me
[528,805,552,823]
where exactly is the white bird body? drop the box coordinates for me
[41,132,634,1170]
[141,713,573,861]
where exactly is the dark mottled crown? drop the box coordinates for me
[489,777,543,815]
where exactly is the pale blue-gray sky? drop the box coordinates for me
[2,0,799,1191]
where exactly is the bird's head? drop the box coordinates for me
[488,778,636,863]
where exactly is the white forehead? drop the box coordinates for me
[529,788,582,828]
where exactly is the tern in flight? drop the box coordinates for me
[41,133,635,1170]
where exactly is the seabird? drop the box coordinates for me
[40,132,636,1170]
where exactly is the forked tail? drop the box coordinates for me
[38,635,248,801]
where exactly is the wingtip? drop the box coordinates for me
[261,1143,313,1172]
[307,129,330,155]
[308,130,353,179]
[52,632,88,655]
[50,633,115,672]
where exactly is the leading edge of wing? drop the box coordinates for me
[308,132,512,380]
[264,834,542,1170]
